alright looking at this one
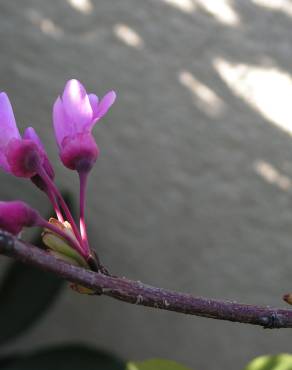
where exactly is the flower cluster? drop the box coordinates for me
[0,80,116,278]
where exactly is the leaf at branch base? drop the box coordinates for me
[5,345,125,370]
[127,359,192,370]
[244,354,292,370]
[0,261,63,345]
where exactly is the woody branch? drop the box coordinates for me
[0,229,291,329]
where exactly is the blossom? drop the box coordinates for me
[0,201,39,235]
[0,79,114,280]
[53,79,116,172]
[0,93,53,179]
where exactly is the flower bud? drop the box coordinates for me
[60,132,99,172]
[0,201,39,235]
[283,293,292,305]
[42,218,88,268]
[53,79,115,174]
[42,217,95,294]
[5,139,42,178]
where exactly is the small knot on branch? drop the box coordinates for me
[260,312,285,329]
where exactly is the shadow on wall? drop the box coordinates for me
[21,0,292,190]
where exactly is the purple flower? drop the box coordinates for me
[53,79,116,172]
[0,93,53,179]
[0,80,116,273]
[0,201,39,235]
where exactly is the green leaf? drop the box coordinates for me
[6,345,125,370]
[127,359,192,370]
[244,354,292,370]
[0,261,63,345]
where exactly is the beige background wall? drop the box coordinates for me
[1,1,292,369]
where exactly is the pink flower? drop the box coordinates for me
[0,79,116,271]
[0,93,53,179]
[0,201,39,235]
[53,79,116,172]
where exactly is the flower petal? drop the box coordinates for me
[93,90,116,121]
[23,127,45,151]
[62,79,93,128]
[0,152,10,172]
[88,93,99,117]
[53,96,73,148]
[0,92,21,148]
[24,127,55,182]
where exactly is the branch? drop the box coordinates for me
[0,230,291,329]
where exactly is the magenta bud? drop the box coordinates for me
[0,201,40,235]
[5,139,43,178]
[60,132,99,172]
[0,94,53,181]
[53,79,115,173]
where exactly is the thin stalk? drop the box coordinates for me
[47,189,64,222]
[78,171,89,247]
[36,165,85,253]
[79,171,104,272]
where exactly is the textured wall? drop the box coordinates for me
[1,0,292,369]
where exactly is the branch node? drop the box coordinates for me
[261,312,285,329]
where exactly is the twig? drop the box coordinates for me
[0,230,291,329]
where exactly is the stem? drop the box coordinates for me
[38,217,85,258]
[1,230,291,329]
[47,189,64,223]
[36,165,84,252]
[78,171,89,248]
[78,171,103,272]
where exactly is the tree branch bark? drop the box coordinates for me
[0,230,291,329]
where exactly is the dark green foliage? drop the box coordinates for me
[0,260,63,345]
[4,345,125,370]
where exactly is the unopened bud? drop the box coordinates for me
[0,201,39,235]
[69,283,96,295]
[42,218,88,268]
[283,293,292,305]
[6,139,42,178]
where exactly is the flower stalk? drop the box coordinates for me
[78,170,89,248]
[36,163,84,252]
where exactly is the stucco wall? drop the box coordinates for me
[1,1,292,369]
